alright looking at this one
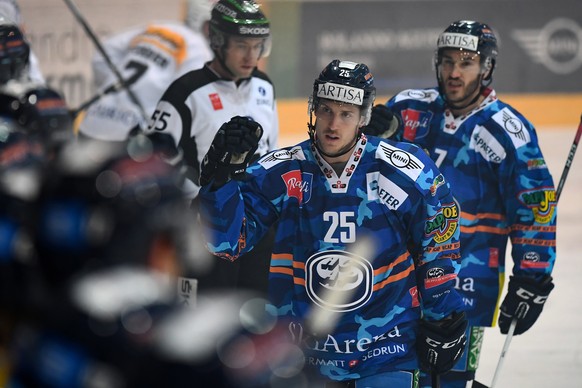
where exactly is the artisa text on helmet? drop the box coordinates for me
[317,83,364,106]
[438,33,479,51]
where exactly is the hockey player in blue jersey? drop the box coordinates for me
[197,59,469,386]
[364,21,556,388]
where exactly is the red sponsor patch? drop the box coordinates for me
[410,286,420,307]
[348,360,359,368]
[209,93,223,110]
[520,260,550,269]
[424,273,456,289]
[489,247,499,267]
[282,170,304,202]
[401,108,422,141]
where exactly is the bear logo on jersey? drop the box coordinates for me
[305,250,373,312]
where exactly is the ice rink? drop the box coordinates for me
[474,128,582,388]
[279,126,582,388]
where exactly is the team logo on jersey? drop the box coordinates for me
[470,125,506,163]
[305,250,374,312]
[400,108,432,141]
[376,143,424,181]
[425,267,456,289]
[366,172,407,210]
[520,251,549,269]
[259,147,304,169]
[492,108,531,148]
[518,187,556,224]
[282,170,312,204]
[425,202,459,243]
[208,93,223,110]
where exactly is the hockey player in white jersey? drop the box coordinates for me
[146,0,278,296]
[77,0,217,141]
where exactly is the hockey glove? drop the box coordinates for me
[361,104,402,139]
[498,275,554,335]
[417,311,468,374]
[199,116,263,189]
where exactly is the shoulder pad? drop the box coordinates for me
[392,88,439,104]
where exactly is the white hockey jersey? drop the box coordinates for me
[79,21,213,141]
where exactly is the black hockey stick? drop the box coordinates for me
[473,114,582,388]
[556,114,582,201]
[61,0,149,125]
[71,63,143,118]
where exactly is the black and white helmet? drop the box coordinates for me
[209,0,271,57]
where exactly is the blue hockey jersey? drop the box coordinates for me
[386,87,556,327]
[198,135,465,381]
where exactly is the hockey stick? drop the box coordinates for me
[61,0,150,125]
[473,114,582,388]
[71,67,142,118]
[556,114,582,201]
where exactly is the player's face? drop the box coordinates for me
[314,99,363,162]
[223,37,266,80]
[438,49,483,108]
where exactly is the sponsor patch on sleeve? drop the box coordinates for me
[259,146,305,170]
[470,125,506,163]
[492,108,531,149]
[366,172,408,210]
[375,143,424,181]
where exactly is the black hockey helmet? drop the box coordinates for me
[0,83,73,150]
[309,59,376,126]
[435,20,498,86]
[209,0,271,57]
[0,20,29,84]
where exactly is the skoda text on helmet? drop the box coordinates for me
[0,19,30,84]
[308,59,376,157]
[435,20,498,93]
[209,0,271,59]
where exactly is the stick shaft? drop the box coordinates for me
[556,114,582,201]
[61,0,149,124]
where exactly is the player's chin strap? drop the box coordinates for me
[307,113,361,160]
[214,48,238,80]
